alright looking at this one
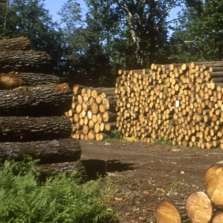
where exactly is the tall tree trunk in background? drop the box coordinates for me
[116,0,143,66]
[0,0,8,32]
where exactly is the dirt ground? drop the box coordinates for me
[80,140,223,223]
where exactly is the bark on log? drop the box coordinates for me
[39,160,84,175]
[0,36,31,51]
[0,83,72,116]
[0,138,81,163]
[0,50,52,72]
[0,116,72,141]
[0,72,64,89]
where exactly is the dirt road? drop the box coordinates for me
[80,140,223,223]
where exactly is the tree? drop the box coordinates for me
[170,0,223,62]
[0,0,8,33]
[59,0,117,86]
[60,0,177,86]
[0,0,63,65]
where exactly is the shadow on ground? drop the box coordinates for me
[80,159,135,180]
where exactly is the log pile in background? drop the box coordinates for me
[116,61,223,149]
[0,36,81,172]
[155,165,223,223]
[65,85,116,141]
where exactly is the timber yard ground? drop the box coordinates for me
[80,140,223,223]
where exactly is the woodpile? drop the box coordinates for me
[155,165,223,223]
[0,36,81,172]
[65,85,116,141]
[116,61,223,149]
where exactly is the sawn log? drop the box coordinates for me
[0,36,31,51]
[0,50,52,72]
[0,138,81,163]
[0,72,64,89]
[0,116,72,141]
[0,83,72,116]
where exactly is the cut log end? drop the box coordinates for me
[186,191,213,223]
[155,200,181,223]
[205,165,223,207]
[212,212,223,223]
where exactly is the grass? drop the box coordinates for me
[155,139,172,146]
[104,130,122,142]
[0,160,118,223]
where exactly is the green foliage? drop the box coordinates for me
[170,0,223,62]
[0,160,118,223]
[59,0,177,85]
[0,0,63,64]
[107,130,122,140]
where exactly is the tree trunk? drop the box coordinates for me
[0,83,72,116]
[0,50,52,72]
[0,36,31,51]
[155,200,181,223]
[0,138,81,163]
[0,72,65,89]
[0,116,72,141]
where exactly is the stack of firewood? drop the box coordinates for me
[116,62,223,149]
[0,36,81,173]
[156,164,223,223]
[65,85,116,141]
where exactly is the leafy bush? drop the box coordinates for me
[0,160,118,223]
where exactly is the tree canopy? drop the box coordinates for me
[0,0,223,85]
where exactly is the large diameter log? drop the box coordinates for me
[0,36,31,51]
[155,201,181,223]
[0,50,52,72]
[39,161,84,176]
[0,139,81,164]
[0,72,64,89]
[0,116,72,141]
[0,83,72,116]
[205,165,223,207]
[212,213,223,223]
[186,192,213,223]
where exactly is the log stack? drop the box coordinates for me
[116,61,223,149]
[65,85,116,141]
[0,36,81,172]
[155,165,223,223]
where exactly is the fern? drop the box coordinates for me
[0,160,117,223]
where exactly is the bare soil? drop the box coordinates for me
[80,140,223,223]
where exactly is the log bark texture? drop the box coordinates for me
[0,36,31,51]
[0,116,72,141]
[0,72,64,89]
[0,50,52,72]
[39,161,84,175]
[0,83,72,116]
[0,138,81,163]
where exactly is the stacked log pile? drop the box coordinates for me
[0,36,81,171]
[65,85,116,141]
[116,61,223,149]
[155,165,223,223]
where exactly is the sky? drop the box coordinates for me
[44,0,181,24]
[44,0,86,23]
